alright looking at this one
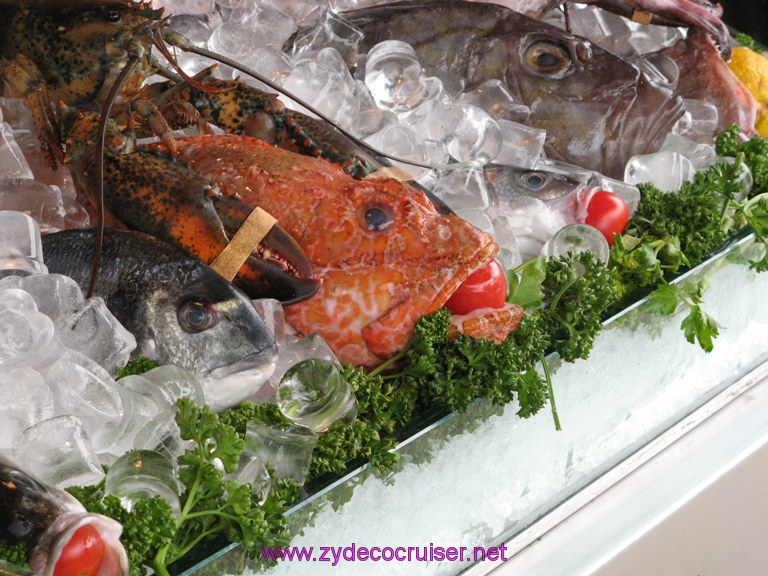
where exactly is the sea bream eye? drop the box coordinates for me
[178,301,220,333]
[519,171,548,190]
[358,202,395,232]
[523,41,572,77]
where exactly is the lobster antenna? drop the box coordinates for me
[166,36,434,173]
[86,55,141,299]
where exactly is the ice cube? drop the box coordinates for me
[277,358,357,432]
[228,450,271,504]
[672,98,719,143]
[98,385,163,463]
[491,215,523,269]
[243,3,297,50]
[494,119,547,169]
[363,124,429,178]
[62,196,91,229]
[446,104,503,163]
[0,304,62,370]
[0,368,54,452]
[154,0,215,15]
[455,208,494,234]
[429,162,491,212]
[0,179,67,232]
[660,133,717,171]
[596,178,642,216]
[364,40,427,111]
[541,223,610,265]
[283,50,359,131]
[133,405,191,461]
[168,14,213,47]
[123,365,205,407]
[57,297,137,374]
[105,450,182,516]
[13,415,104,488]
[285,7,364,69]
[624,151,696,192]
[352,107,398,139]
[0,123,33,180]
[264,332,340,398]
[208,13,258,58]
[237,45,295,91]
[628,23,683,55]
[12,273,84,325]
[400,78,464,144]
[47,350,124,452]
[0,211,48,277]
[245,421,319,484]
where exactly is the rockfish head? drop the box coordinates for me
[42,229,277,410]
[284,176,500,366]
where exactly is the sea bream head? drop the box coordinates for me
[41,228,277,410]
[164,134,520,367]
[342,0,686,179]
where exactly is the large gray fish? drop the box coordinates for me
[41,228,277,410]
[468,0,732,57]
[341,0,686,179]
[0,455,128,576]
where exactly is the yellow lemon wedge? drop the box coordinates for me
[729,46,768,136]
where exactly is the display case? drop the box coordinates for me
[179,230,768,576]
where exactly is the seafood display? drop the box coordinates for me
[41,228,278,410]
[0,0,767,573]
[337,0,753,178]
[0,455,128,576]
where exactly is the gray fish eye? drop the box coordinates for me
[178,301,220,333]
[523,41,572,77]
[520,171,548,190]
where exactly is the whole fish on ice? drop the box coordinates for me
[42,228,277,410]
[0,455,128,576]
[337,0,688,179]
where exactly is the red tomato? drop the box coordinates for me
[54,525,106,576]
[445,259,507,315]
[584,190,629,246]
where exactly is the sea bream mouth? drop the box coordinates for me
[204,354,278,411]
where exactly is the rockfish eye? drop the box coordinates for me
[519,171,548,190]
[358,203,395,232]
[104,10,121,22]
[523,41,571,77]
[178,301,220,333]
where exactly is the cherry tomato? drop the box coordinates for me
[54,524,106,576]
[584,190,629,246]
[445,259,507,315]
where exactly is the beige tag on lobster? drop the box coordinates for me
[365,166,416,181]
[210,206,277,281]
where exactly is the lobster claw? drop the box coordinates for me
[211,196,319,304]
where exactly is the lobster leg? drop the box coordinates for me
[146,67,379,178]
